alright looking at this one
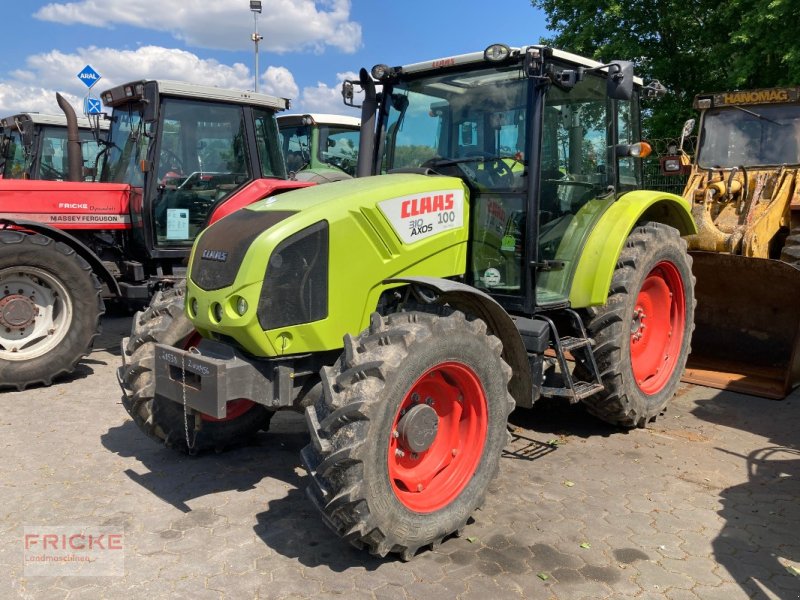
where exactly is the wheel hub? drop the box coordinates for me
[631,307,646,341]
[0,293,37,330]
[396,403,439,453]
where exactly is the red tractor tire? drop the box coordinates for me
[302,309,513,560]
[118,282,272,454]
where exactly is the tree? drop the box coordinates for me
[531,0,800,139]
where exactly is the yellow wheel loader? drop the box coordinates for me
[663,87,800,398]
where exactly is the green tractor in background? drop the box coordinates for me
[277,113,360,183]
[119,45,696,559]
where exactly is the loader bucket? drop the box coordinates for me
[683,252,800,399]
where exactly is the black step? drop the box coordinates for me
[571,380,605,399]
[559,336,593,353]
[541,380,605,402]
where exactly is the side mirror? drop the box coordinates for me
[681,118,696,141]
[341,80,357,107]
[606,61,634,101]
[642,80,667,99]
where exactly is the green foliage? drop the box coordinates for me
[531,0,800,139]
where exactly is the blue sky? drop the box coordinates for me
[0,1,550,117]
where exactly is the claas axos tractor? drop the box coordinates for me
[120,45,696,559]
[0,80,306,390]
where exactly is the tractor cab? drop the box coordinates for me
[352,46,658,312]
[98,80,289,258]
[277,113,360,182]
[0,112,107,180]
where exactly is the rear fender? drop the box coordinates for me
[570,191,696,307]
[386,276,533,409]
[0,218,120,296]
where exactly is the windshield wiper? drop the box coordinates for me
[731,105,782,125]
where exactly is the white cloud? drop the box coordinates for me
[34,0,362,54]
[0,84,83,117]
[0,47,358,119]
[0,46,254,114]
[261,66,298,100]
[299,71,360,115]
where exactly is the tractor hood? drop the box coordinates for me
[186,173,471,357]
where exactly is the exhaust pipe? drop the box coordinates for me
[56,92,82,182]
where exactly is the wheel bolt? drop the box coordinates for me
[452,448,458,456]
[411,392,420,403]
[392,430,399,438]
[411,453,418,460]
[425,397,434,406]
[417,484,424,492]
[395,449,405,458]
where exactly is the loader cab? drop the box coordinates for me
[277,113,360,182]
[0,113,107,180]
[364,46,648,312]
[98,80,288,258]
[693,87,800,169]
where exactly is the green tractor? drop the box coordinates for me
[119,45,696,559]
[277,113,360,183]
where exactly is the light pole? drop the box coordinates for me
[250,1,263,92]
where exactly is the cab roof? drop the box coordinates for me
[0,112,108,130]
[100,79,289,111]
[278,113,360,128]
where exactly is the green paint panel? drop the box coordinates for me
[186,174,470,357]
[569,190,696,307]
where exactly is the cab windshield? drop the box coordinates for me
[102,109,146,185]
[380,60,639,307]
[697,104,800,168]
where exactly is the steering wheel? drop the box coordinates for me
[476,156,515,187]
[159,149,185,176]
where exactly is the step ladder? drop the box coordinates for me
[538,308,604,403]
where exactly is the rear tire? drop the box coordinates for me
[0,231,103,390]
[302,310,513,560]
[118,282,272,453]
[580,223,695,427]
[779,225,800,267]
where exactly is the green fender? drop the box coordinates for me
[569,190,696,308]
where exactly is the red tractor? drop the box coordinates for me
[0,80,308,390]
[1,110,108,181]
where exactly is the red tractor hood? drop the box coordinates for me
[0,179,132,229]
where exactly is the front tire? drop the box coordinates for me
[580,222,695,427]
[302,310,514,560]
[0,231,103,390]
[118,282,272,453]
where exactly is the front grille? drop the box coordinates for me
[191,209,296,291]
[258,221,329,330]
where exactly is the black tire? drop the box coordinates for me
[0,230,103,391]
[301,310,514,560]
[118,281,272,454]
[580,222,695,427]
[779,225,800,267]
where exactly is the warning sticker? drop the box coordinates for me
[378,189,465,244]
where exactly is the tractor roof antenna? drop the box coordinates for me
[250,1,263,93]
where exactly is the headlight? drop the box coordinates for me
[235,296,249,316]
[258,221,329,330]
[211,302,224,323]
